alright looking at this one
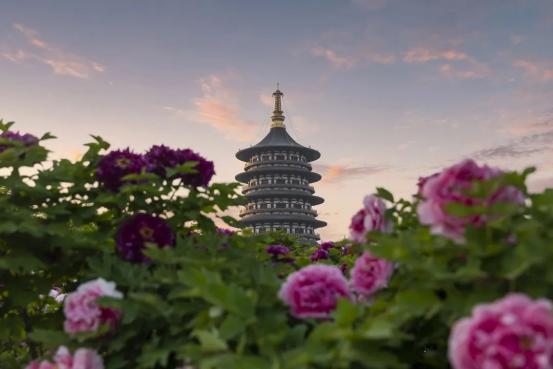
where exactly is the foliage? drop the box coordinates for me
[1,119,553,369]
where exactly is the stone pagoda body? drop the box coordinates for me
[235,88,326,243]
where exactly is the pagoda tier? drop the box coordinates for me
[235,88,326,244]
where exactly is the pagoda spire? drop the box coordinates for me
[271,84,285,128]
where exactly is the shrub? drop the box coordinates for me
[2,119,553,369]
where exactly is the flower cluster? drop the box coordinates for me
[0,130,39,153]
[25,346,103,369]
[279,251,393,319]
[279,264,351,319]
[309,241,335,262]
[64,278,123,335]
[145,145,215,186]
[350,251,394,298]
[449,293,553,369]
[418,159,524,242]
[349,195,391,243]
[96,145,215,191]
[96,149,146,191]
[266,244,294,263]
[116,213,175,263]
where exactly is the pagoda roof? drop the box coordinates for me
[236,127,321,162]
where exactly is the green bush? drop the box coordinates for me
[2,120,553,369]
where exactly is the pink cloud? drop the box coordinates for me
[439,63,488,80]
[315,163,388,183]
[513,59,553,81]
[164,74,258,142]
[403,47,470,63]
[363,50,396,64]
[311,46,355,69]
[2,23,105,79]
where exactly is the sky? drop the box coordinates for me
[1,0,553,240]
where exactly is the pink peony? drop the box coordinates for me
[24,361,56,369]
[64,278,123,335]
[278,264,351,319]
[25,347,103,369]
[417,159,524,243]
[449,293,553,369]
[349,195,391,243]
[350,251,394,297]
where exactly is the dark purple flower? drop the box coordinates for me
[266,244,290,256]
[145,144,180,177]
[96,149,146,191]
[319,241,335,251]
[310,248,329,262]
[175,149,215,187]
[0,131,39,153]
[144,145,215,187]
[216,227,235,236]
[116,213,175,263]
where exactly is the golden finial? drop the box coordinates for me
[271,85,285,128]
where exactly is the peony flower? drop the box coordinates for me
[63,278,123,336]
[266,244,290,256]
[174,149,215,187]
[0,130,38,153]
[278,264,350,319]
[24,361,55,369]
[54,346,104,369]
[95,149,146,191]
[216,227,235,236]
[319,241,335,251]
[310,248,329,262]
[145,145,215,186]
[449,293,553,369]
[350,251,394,297]
[116,213,175,263]
[349,195,391,243]
[48,287,66,303]
[144,144,181,177]
[417,159,524,243]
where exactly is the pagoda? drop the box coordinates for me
[235,88,326,243]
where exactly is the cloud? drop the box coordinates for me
[403,46,488,80]
[363,50,396,64]
[315,163,388,183]
[311,46,355,69]
[439,63,488,80]
[403,48,470,63]
[2,23,105,79]
[471,116,553,160]
[163,74,258,142]
[513,59,553,82]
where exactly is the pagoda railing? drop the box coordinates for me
[242,183,315,194]
[239,207,318,218]
[244,159,312,171]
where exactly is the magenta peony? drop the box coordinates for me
[417,159,524,243]
[449,293,553,369]
[116,213,175,263]
[319,241,335,251]
[350,251,394,297]
[64,278,123,336]
[95,149,146,191]
[310,248,329,262]
[349,195,391,243]
[278,264,350,319]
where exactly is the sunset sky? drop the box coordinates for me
[1,0,553,240]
